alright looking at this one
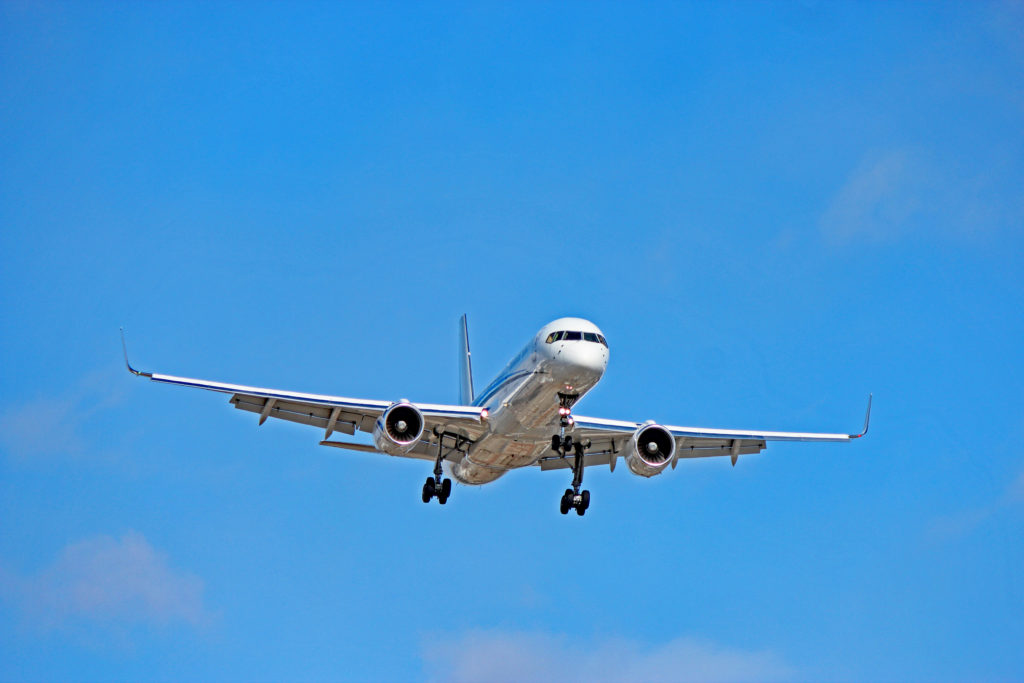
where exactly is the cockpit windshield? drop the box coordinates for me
[544,330,608,347]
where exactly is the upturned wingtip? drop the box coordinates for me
[851,393,872,438]
[120,327,151,377]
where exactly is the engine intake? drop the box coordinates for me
[373,401,425,455]
[625,424,676,477]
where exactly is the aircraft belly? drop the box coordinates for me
[489,375,563,435]
[455,357,602,485]
[478,436,547,468]
[451,433,549,485]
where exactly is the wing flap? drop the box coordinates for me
[230,395,361,435]
[572,414,861,444]
[538,452,614,471]
[675,439,765,459]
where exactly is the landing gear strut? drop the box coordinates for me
[552,432,591,516]
[422,429,456,505]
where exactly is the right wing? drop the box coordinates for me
[121,332,487,461]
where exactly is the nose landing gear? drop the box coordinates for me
[551,432,591,516]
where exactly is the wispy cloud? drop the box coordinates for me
[0,531,212,632]
[819,147,1023,245]
[0,367,125,460]
[819,149,924,244]
[423,630,796,683]
[926,463,1024,542]
[1010,468,1024,503]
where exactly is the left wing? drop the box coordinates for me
[538,396,871,471]
[121,331,487,460]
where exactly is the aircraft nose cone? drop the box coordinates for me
[559,343,608,380]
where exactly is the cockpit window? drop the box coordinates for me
[547,330,607,345]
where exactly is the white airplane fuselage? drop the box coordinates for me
[452,317,609,485]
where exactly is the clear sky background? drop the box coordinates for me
[1,2,1022,681]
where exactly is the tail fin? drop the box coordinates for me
[458,314,474,405]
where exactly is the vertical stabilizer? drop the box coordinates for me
[458,314,474,405]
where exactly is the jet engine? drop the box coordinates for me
[373,401,425,455]
[624,424,676,477]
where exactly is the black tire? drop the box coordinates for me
[422,477,435,503]
[563,435,573,451]
[581,490,590,510]
[559,493,570,515]
[576,503,586,516]
[551,435,562,452]
[438,492,448,505]
[442,478,452,498]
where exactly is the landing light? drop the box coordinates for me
[480,408,489,419]
[558,407,570,416]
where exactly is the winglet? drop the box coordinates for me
[120,327,152,377]
[850,393,872,438]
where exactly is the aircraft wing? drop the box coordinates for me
[537,397,871,471]
[121,334,487,460]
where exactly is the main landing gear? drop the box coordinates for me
[551,434,591,516]
[422,428,461,505]
[422,475,451,505]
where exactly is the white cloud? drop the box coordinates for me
[0,531,212,631]
[423,630,796,683]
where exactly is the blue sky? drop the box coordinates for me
[1,2,1022,681]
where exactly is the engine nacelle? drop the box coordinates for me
[624,424,676,477]
[373,401,425,456]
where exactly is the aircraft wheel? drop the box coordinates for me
[559,490,572,515]
[581,490,591,511]
[422,477,435,503]
[442,478,452,499]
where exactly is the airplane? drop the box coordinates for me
[121,316,870,516]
